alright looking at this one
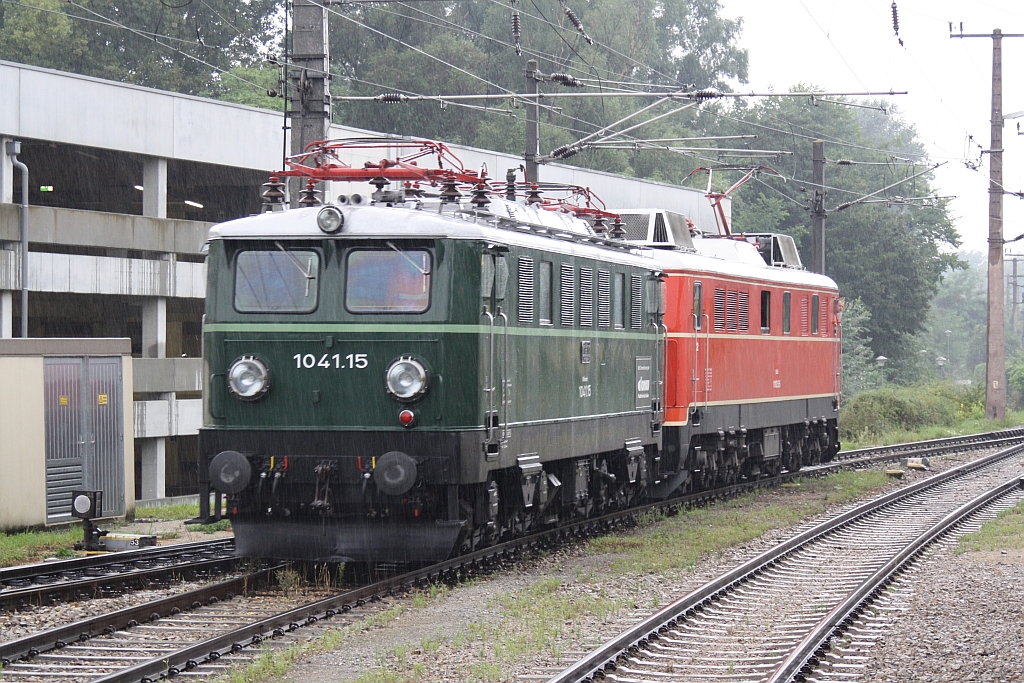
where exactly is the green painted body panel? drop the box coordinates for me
[203,237,660,435]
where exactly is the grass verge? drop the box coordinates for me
[134,503,201,521]
[958,499,1024,554]
[841,411,1024,450]
[0,526,81,567]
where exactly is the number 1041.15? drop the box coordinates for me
[293,353,368,369]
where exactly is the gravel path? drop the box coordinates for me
[858,547,1024,683]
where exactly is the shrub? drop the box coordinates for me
[839,382,980,442]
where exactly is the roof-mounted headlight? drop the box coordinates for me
[317,206,344,233]
[227,356,270,401]
[385,356,428,402]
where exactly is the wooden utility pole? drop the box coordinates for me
[288,0,331,204]
[810,140,826,274]
[525,60,541,183]
[952,28,1024,420]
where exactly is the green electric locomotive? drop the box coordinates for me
[198,141,666,562]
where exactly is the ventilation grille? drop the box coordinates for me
[617,214,651,240]
[630,274,643,328]
[579,268,594,327]
[714,288,726,331]
[653,213,668,242]
[738,291,749,331]
[518,257,534,324]
[821,297,829,336]
[598,270,611,327]
[801,297,809,336]
[726,290,738,331]
[561,263,575,325]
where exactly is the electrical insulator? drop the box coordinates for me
[564,7,594,45]
[891,3,899,33]
[512,10,522,56]
[550,144,579,160]
[550,73,584,87]
[375,93,410,104]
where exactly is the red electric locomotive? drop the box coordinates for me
[616,209,841,494]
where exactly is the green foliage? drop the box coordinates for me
[0,526,80,567]
[0,0,282,97]
[191,519,232,534]
[840,297,881,399]
[134,503,200,521]
[839,382,985,443]
[958,499,1024,554]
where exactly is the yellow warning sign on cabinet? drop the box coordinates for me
[59,396,68,406]
[97,394,108,405]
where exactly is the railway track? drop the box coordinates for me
[0,540,238,612]
[2,428,1023,683]
[545,440,1024,683]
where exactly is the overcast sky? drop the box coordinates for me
[717,0,1024,257]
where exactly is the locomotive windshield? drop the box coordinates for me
[234,249,320,313]
[345,249,432,313]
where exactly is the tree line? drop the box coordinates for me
[0,0,963,387]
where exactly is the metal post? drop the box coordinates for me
[987,29,1006,419]
[810,140,826,274]
[1012,257,1018,335]
[952,27,1024,420]
[5,141,27,338]
[525,60,540,183]
[288,0,331,205]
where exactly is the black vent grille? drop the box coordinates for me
[714,288,726,331]
[561,263,575,325]
[738,291,749,331]
[579,268,594,327]
[653,212,668,242]
[726,290,738,330]
[598,270,611,327]
[630,274,643,328]
[517,257,534,324]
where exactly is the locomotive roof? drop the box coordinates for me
[210,199,838,291]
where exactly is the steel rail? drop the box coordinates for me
[0,556,243,612]
[0,567,279,666]
[546,440,1024,683]
[0,539,234,584]
[6,429,1023,682]
[766,473,1024,683]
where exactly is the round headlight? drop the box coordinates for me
[227,356,270,401]
[317,206,344,233]
[385,357,428,402]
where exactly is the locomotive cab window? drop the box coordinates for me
[760,290,771,333]
[811,294,820,334]
[613,273,626,329]
[539,261,553,325]
[234,248,320,313]
[782,291,791,334]
[345,249,431,313]
[693,282,703,330]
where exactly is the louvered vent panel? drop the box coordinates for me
[726,290,738,331]
[714,289,726,330]
[561,263,575,325]
[821,298,829,336]
[579,268,594,327]
[630,274,643,328]
[598,270,611,327]
[518,257,534,324]
[653,213,668,242]
[801,297,809,336]
[738,291,749,331]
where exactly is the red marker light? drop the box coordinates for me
[398,409,415,426]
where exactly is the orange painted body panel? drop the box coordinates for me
[661,271,841,424]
